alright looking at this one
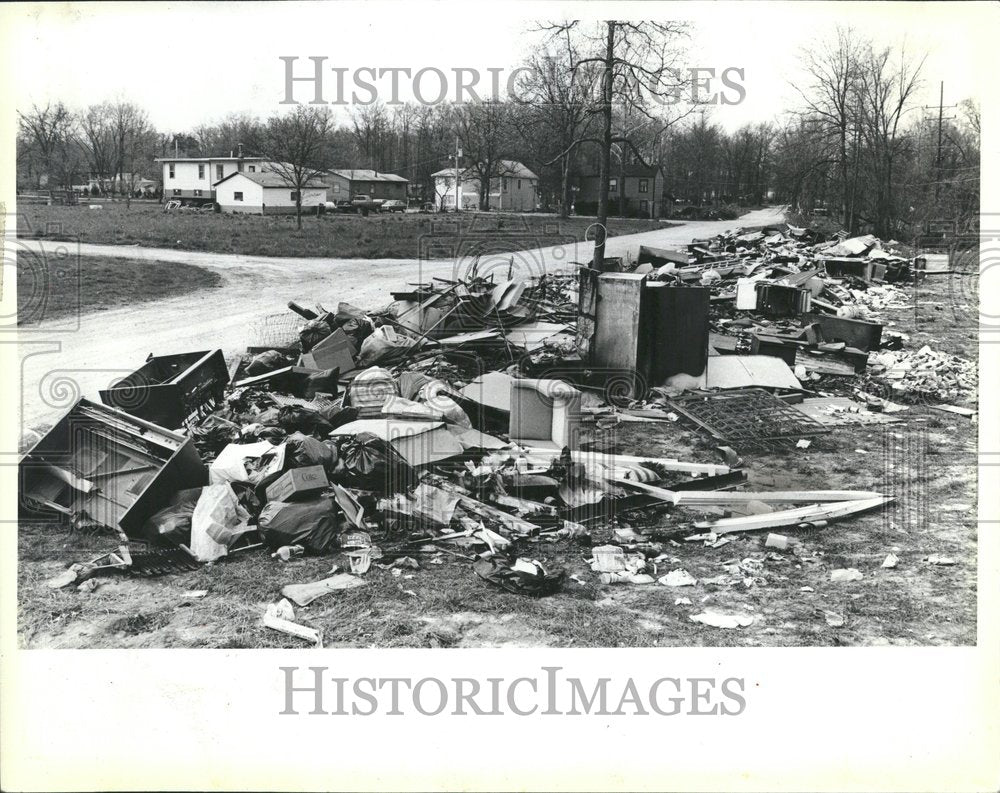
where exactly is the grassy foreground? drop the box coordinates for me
[19,203,677,260]
[17,254,223,325]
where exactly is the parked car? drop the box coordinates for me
[380,199,406,213]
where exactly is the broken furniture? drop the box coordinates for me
[99,349,228,430]
[20,398,208,536]
[754,283,812,317]
[668,388,830,447]
[509,378,583,450]
[590,272,710,398]
[802,313,883,353]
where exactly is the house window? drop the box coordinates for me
[502,178,508,191]
[248,165,256,173]
[194,189,202,197]
[198,164,205,179]
[517,179,522,189]
[639,179,649,194]
[332,184,340,193]
[172,188,180,195]
[168,164,175,179]
[216,164,224,180]
[234,191,243,201]
[290,191,300,201]
[609,178,618,193]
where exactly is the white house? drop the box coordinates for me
[432,160,538,212]
[156,156,270,204]
[213,170,328,214]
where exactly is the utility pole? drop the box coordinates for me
[922,82,957,206]
[453,137,462,213]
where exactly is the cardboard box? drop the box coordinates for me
[266,465,329,502]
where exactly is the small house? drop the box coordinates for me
[214,170,329,214]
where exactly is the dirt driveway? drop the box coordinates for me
[18,208,785,435]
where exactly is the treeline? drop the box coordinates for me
[17,24,979,238]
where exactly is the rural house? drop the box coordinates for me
[576,163,667,218]
[326,169,409,202]
[432,160,538,212]
[213,170,328,214]
[156,156,270,205]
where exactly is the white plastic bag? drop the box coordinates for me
[190,484,251,562]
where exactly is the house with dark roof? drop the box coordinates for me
[431,160,538,212]
[576,163,667,218]
[214,169,329,214]
[326,169,409,203]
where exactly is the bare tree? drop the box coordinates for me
[857,42,924,237]
[513,44,599,217]
[257,106,337,229]
[793,26,865,232]
[17,102,75,190]
[454,100,515,211]
[539,21,691,270]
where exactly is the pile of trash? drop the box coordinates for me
[867,346,978,403]
[21,222,973,642]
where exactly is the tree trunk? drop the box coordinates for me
[560,158,571,219]
[296,192,302,229]
[594,21,615,272]
[619,153,626,219]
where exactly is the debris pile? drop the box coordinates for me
[21,221,974,643]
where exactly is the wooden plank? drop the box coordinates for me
[612,478,884,506]
[692,496,892,534]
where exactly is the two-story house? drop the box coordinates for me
[432,160,538,212]
[576,163,667,218]
[156,156,270,204]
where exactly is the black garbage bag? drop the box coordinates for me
[141,487,203,545]
[299,315,335,352]
[286,431,336,470]
[334,431,414,493]
[257,495,341,553]
[253,407,283,427]
[278,406,333,436]
[318,404,359,430]
[246,350,288,376]
[473,556,565,597]
[334,303,374,348]
[190,415,241,455]
[303,368,340,399]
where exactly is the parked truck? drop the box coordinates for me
[326,195,385,215]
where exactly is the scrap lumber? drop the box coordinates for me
[692,496,892,535]
[612,478,885,506]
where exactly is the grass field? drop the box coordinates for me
[16,273,977,648]
[16,254,223,325]
[19,203,677,260]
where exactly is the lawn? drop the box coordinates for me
[16,254,223,325]
[16,274,977,648]
[19,203,678,260]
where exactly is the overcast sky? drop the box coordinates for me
[3,1,993,134]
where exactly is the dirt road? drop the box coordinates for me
[18,207,785,434]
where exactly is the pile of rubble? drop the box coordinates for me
[19,222,974,641]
